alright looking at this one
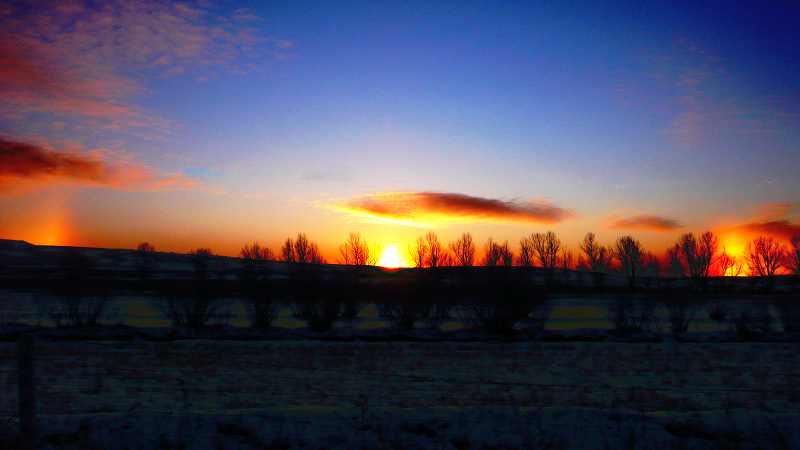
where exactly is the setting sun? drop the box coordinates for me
[377,243,407,268]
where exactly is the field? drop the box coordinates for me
[1,241,800,448]
[2,337,799,449]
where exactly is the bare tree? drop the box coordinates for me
[716,248,737,276]
[241,242,274,261]
[136,241,156,288]
[338,232,374,266]
[578,232,610,273]
[744,236,786,277]
[560,248,574,270]
[239,242,278,328]
[408,236,428,268]
[787,236,800,276]
[481,237,502,267]
[425,231,443,268]
[282,233,326,264]
[449,232,476,267]
[614,235,644,279]
[498,240,514,267]
[677,231,718,278]
[529,231,561,270]
[137,242,155,252]
[666,244,683,278]
[518,235,535,267]
[439,251,455,267]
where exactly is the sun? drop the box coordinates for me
[377,243,406,268]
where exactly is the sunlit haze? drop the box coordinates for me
[1,1,798,267]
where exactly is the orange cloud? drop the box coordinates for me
[0,137,200,192]
[339,191,575,225]
[608,214,682,232]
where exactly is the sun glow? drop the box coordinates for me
[377,243,407,268]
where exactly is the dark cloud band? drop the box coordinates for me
[341,191,574,224]
[609,214,682,231]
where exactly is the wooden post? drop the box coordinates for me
[18,335,36,450]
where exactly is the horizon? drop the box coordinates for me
[2,1,799,268]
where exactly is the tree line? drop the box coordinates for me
[143,230,798,279]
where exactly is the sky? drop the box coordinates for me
[1,0,799,267]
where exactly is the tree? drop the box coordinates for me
[338,232,376,266]
[135,241,156,288]
[744,236,786,277]
[677,231,718,278]
[408,236,428,268]
[241,242,274,261]
[518,235,535,267]
[425,231,443,268]
[578,232,611,273]
[614,235,644,278]
[666,244,683,278]
[528,231,561,270]
[716,248,739,277]
[481,237,502,267]
[136,242,155,252]
[449,233,476,267]
[282,233,325,264]
[787,236,800,276]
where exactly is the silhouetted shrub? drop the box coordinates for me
[706,302,728,330]
[459,268,547,334]
[662,290,700,334]
[290,278,344,332]
[733,304,773,336]
[152,249,229,328]
[608,297,657,332]
[774,297,800,332]
[38,250,113,327]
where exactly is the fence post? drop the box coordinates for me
[18,334,36,450]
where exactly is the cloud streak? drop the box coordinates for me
[338,191,575,225]
[0,1,291,130]
[608,214,682,232]
[0,138,200,192]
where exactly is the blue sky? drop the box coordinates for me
[1,0,799,263]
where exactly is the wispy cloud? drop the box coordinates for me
[607,214,682,232]
[0,137,201,192]
[0,0,291,131]
[336,191,576,226]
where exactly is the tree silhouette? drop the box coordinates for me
[498,240,514,267]
[239,242,278,328]
[282,233,326,265]
[135,241,156,289]
[716,247,742,277]
[408,236,428,268]
[665,244,683,278]
[518,235,535,267]
[787,236,800,276]
[425,231,443,268]
[338,232,378,266]
[241,242,274,261]
[529,231,561,270]
[481,237,502,267]
[676,231,718,288]
[614,235,644,281]
[449,232,475,267]
[578,232,611,274]
[744,236,786,278]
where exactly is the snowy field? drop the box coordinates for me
[2,337,799,449]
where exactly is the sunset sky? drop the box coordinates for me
[1,0,799,266]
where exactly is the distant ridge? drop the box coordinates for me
[0,239,36,249]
